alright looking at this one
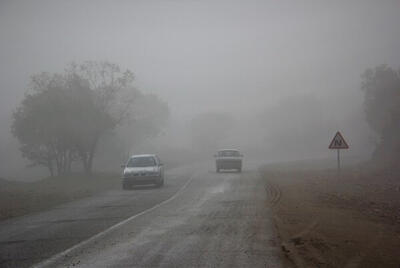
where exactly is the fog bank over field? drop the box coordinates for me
[1,1,400,179]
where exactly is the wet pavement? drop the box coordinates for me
[1,164,284,268]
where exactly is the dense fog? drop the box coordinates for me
[1,0,400,180]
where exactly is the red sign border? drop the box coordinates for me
[329,131,349,149]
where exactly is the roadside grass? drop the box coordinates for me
[0,173,120,221]
[261,162,400,268]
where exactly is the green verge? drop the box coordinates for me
[0,173,120,221]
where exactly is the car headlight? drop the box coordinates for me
[147,171,160,176]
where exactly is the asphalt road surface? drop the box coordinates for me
[0,164,284,268]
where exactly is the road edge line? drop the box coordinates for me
[33,172,197,268]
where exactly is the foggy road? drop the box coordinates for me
[2,1,400,267]
[0,164,284,267]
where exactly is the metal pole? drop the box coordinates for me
[337,149,340,175]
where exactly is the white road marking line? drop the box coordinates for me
[33,172,198,268]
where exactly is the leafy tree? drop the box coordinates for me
[361,65,400,163]
[126,93,170,140]
[12,74,77,176]
[95,93,170,168]
[65,62,137,173]
[11,61,166,176]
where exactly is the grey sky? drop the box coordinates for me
[1,0,400,172]
[2,0,400,117]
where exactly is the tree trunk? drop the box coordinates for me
[79,151,92,175]
[62,150,67,174]
[78,138,98,175]
[55,152,62,176]
[47,158,54,177]
[84,140,98,175]
[67,150,73,174]
[84,150,95,175]
[82,154,89,174]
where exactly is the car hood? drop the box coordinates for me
[124,166,158,173]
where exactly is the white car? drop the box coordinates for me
[214,149,243,172]
[121,154,164,189]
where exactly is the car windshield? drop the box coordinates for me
[127,156,156,167]
[218,150,239,157]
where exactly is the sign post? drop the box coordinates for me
[329,131,349,175]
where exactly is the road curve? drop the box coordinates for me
[37,166,284,267]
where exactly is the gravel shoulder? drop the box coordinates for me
[261,163,400,267]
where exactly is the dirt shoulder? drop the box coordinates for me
[0,173,120,221]
[261,163,400,268]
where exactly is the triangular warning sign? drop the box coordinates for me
[329,131,349,149]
